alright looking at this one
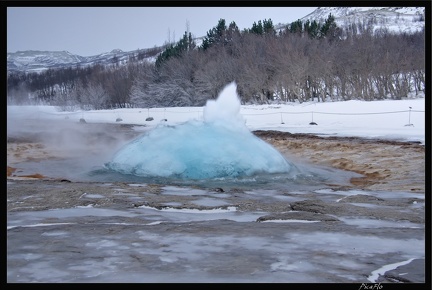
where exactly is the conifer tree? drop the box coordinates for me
[155,31,196,67]
[200,19,227,50]
[250,20,264,35]
[288,19,303,34]
[320,14,337,38]
[305,20,320,38]
[263,18,276,35]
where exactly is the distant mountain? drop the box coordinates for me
[6,48,159,74]
[300,7,425,34]
[7,6,425,74]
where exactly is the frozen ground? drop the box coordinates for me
[7,176,426,283]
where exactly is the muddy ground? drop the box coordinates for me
[253,130,425,192]
[7,124,426,193]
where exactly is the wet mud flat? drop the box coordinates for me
[7,122,426,283]
[253,130,425,193]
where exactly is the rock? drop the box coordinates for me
[257,211,339,222]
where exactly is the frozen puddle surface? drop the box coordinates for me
[7,182,425,283]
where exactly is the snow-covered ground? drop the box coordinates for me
[8,97,426,145]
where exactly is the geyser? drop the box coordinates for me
[105,82,295,179]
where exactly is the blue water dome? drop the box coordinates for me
[105,82,295,180]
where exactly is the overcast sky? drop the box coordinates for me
[7,6,317,56]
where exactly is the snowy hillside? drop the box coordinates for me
[7,6,426,73]
[7,50,86,73]
[7,48,159,73]
[301,7,425,34]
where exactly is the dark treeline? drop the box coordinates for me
[7,15,425,110]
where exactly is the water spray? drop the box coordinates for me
[106,82,294,179]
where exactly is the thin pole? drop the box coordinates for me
[408,107,411,125]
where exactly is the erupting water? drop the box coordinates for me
[105,82,295,180]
